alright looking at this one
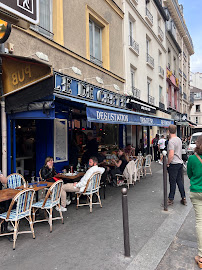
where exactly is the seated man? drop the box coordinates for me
[97,148,107,164]
[58,156,105,212]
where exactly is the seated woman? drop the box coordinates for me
[41,156,57,182]
[110,149,128,186]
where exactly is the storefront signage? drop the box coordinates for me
[0,0,39,25]
[54,73,127,109]
[87,107,174,127]
[1,54,53,96]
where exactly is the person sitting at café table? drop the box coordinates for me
[41,156,57,182]
[58,156,105,212]
[97,148,107,164]
[110,149,128,186]
[124,144,135,160]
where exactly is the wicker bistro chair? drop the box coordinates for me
[144,154,152,176]
[0,188,35,250]
[7,173,26,189]
[137,156,144,181]
[76,172,102,213]
[32,180,63,232]
[115,160,138,189]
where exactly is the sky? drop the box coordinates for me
[179,0,202,73]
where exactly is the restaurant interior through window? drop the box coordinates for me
[69,108,119,156]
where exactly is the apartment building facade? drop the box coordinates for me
[163,0,194,136]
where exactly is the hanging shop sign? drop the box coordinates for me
[54,73,127,109]
[127,98,156,114]
[0,19,11,43]
[86,107,174,127]
[0,0,39,26]
[1,54,53,96]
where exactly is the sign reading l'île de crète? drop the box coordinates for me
[0,0,39,24]
[54,73,127,109]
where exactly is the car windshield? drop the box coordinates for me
[191,136,198,144]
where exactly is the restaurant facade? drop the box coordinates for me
[2,53,174,179]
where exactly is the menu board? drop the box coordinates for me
[54,119,68,162]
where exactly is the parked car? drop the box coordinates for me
[187,132,202,156]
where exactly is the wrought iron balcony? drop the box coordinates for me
[146,53,154,68]
[179,85,182,94]
[183,72,187,80]
[183,52,187,60]
[159,102,165,110]
[168,63,171,70]
[132,87,140,99]
[145,7,153,25]
[183,92,187,100]
[90,55,103,67]
[129,36,139,55]
[148,95,155,105]
[159,66,164,78]
[179,68,182,76]
[158,26,164,41]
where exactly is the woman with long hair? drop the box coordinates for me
[187,135,202,268]
[41,156,57,182]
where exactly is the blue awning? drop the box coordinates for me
[54,93,174,127]
[87,107,173,127]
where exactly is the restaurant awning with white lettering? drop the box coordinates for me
[86,107,173,127]
[54,93,174,127]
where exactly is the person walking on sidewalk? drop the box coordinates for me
[152,134,160,162]
[158,135,166,165]
[167,124,186,206]
[187,135,202,268]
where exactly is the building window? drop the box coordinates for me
[131,68,135,89]
[129,20,133,39]
[196,116,198,124]
[31,0,53,39]
[196,105,200,112]
[159,86,162,102]
[89,19,102,66]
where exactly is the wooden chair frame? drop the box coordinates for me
[0,189,35,250]
[32,180,63,232]
[7,173,26,189]
[76,172,102,213]
[144,154,152,176]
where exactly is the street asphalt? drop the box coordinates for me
[0,162,198,270]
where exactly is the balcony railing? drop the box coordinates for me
[145,7,153,25]
[146,53,154,68]
[90,55,103,67]
[190,93,194,104]
[159,66,164,77]
[159,102,165,110]
[179,68,182,76]
[168,63,171,70]
[148,95,155,105]
[158,26,164,41]
[183,72,187,80]
[132,86,141,99]
[183,52,187,60]
[183,92,187,100]
[129,35,139,55]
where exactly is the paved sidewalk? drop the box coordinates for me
[0,162,193,270]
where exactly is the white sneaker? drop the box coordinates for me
[66,199,71,205]
[159,161,163,165]
[55,205,67,212]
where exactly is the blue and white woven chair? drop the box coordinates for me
[7,173,26,189]
[32,180,63,232]
[0,188,35,250]
[76,172,102,213]
[144,154,152,176]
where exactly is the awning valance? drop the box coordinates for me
[86,107,174,127]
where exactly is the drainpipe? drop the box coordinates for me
[0,44,7,176]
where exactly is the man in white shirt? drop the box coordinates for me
[158,135,166,165]
[58,157,105,211]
